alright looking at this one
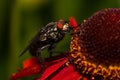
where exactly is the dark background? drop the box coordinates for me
[0,0,120,79]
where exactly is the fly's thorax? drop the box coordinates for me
[39,23,65,42]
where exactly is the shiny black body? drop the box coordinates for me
[20,21,69,56]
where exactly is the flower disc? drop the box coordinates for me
[79,8,120,66]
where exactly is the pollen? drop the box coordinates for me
[69,8,120,80]
[83,20,87,23]
[65,61,70,66]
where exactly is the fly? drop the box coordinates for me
[19,17,78,57]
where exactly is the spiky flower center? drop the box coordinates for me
[69,8,120,80]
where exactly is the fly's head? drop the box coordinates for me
[57,17,78,34]
[57,19,70,33]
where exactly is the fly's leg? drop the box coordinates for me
[47,43,56,57]
[48,43,65,57]
[36,44,51,78]
[68,29,80,35]
[35,50,45,78]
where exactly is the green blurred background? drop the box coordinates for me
[0,0,120,80]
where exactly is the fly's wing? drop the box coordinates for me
[19,44,30,57]
[19,30,40,57]
[19,22,57,57]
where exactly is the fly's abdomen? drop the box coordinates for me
[29,40,43,56]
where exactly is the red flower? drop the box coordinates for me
[10,54,87,80]
[10,57,42,80]
[10,8,120,80]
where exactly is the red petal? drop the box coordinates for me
[40,57,68,80]
[10,58,42,80]
[23,57,40,69]
[10,64,41,80]
[51,65,81,80]
[10,54,68,80]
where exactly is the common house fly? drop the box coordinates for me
[19,17,78,57]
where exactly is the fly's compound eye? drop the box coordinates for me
[57,21,70,32]
[57,21,64,29]
[57,19,70,31]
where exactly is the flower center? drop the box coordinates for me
[79,8,120,66]
[70,34,120,80]
[69,8,120,79]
